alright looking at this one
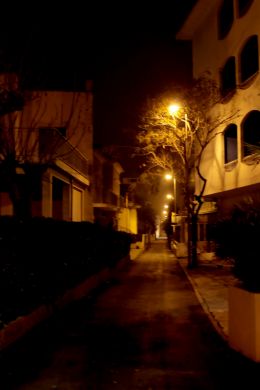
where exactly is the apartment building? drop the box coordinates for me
[0,74,93,221]
[93,150,124,229]
[177,0,260,216]
[92,152,140,234]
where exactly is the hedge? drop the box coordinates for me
[0,217,132,327]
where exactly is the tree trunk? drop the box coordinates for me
[187,212,192,268]
[190,213,198,268]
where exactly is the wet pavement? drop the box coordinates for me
[1,240,260,389]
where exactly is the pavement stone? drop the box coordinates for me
[178,255,239,341]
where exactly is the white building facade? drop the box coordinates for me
[177,0,260,215]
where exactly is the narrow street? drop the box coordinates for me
[0,240,258,389]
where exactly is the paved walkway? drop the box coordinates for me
[1,240,259,389]
[177,253,238,341]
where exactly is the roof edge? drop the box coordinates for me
[176,0,219,40]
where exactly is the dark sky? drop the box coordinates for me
[93,37,193,146]
[0,1,197,174]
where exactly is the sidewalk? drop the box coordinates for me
[177,254,239,341]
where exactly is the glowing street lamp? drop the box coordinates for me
[168,103,180,116]
[165,173,172,181]
[168,102,188,139]
[166,194,173,200]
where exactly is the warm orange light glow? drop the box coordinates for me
[165,173,173,181]
[166,194,173,199]
[162,210,167,215]
[168,103,180,115]
[164,174,177,215]
[164,204,169,209]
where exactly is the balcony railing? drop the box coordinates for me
[53,135,89,178]
[15,127,89,178]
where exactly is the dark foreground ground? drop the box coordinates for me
[0,240,259,389]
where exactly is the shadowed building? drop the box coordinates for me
[0,74,93,221]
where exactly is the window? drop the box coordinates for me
[224,124,238,163]
[241,110,260,157]
[218,0,234,40]
[240,35,259,83]
[237,0,253,17]
[220,57,236,97]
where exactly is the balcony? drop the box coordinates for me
[15,127,89,178]
[93,189,119,210]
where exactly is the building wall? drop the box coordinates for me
[0,85,94,221]
[118,207,138,234]
[93,151,125,229]
[179,1,260,204]
[19,90,93,165]
[0,193,13,215]
[112,162,124,197]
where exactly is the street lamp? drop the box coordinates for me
[168,103,180,116]
[168,103,188,140]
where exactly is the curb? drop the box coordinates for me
[177,259,228,343]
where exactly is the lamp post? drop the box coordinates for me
[169,103,188,140]
[168,102,195,267]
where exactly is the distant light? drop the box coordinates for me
[165,173,173,181]
[162,210,167,215]
[166,194,173,199]
[164,204,169,209]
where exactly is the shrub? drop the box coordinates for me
[215,198,260,291]
[0,217,131,326]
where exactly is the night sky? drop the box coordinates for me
[0,1,197,174]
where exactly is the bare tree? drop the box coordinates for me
[137,73,238,267]
[0,73,91,220]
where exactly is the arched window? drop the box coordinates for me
[240,35,259,83]
[220,57,236,97]
[241,110,260,157]
[218,0,234,40]
[237,0,253,17]
[224,124,238,163]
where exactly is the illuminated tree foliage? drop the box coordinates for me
[137,73,238,267]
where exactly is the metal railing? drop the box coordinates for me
[15,127,90,178]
